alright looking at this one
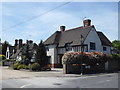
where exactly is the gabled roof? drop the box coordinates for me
[10,42,38,59]
[58,26,92,47]
[97,31,112,46]
[9,46,15,53]
[44,26,93,47]
[44,31,61,45]
[10,49,21,59]
[44,25,112,47]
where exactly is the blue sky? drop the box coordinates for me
[1,2,118,45]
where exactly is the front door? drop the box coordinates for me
[59,54,63,68]
[47,56,51,67]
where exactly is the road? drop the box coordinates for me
[0,66,119,89]
[1,73,119,88]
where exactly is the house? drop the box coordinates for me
[44,19,112,68]
[6,39,37,63]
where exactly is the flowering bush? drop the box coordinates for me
[62,51,89,64]
[62,51,107,64]
[91,52,107,62]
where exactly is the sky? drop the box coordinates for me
[1,1,118,45]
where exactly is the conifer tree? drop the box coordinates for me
[35,40,48,67]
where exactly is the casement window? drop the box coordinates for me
[65,43,72,51]
[103,46,107,51]
[45,46,49,51]
[90,42,96,50]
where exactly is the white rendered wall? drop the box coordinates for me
[103,46,111,55]
[84,28,103,52]
[6,46,10,59]
[46,44,58,64]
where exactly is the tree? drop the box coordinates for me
[2,41,10,56]
[0,46,2,54]
[112,40,120,54]
[35,40,48,67]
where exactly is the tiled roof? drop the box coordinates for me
[44,25,112,47]
[9,46,15,53]
[44,31,61,45]
[10,43,38,59]
[97,31,112,46]
[58,26,92,47]
[10,49,21,58]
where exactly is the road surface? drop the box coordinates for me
[1,73,119,88]
[0,66,119,89]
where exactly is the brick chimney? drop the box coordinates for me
[26,40,33,45]
[29,40,33,44]
[14,39,18,46]
[60,26,65,32]
[83,19,91,27]
[19,39,23,49]
[27,40,29,45]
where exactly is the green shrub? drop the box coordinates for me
[0,61,2,65]
[22,64,29,70]
[6,59,10,62]
[110,53,120,60]
[5,59,16,62]
[13,62,20,70]
[0,55,6,60]
[10,59,16,62]
[12,62,29,70]
[30,63,41,71]
[17,64,24,70]
[24,65,29,70]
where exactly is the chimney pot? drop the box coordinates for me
[19,39,23,49]
[15,39,18,46]
[60,26,65,31]
[83,19,91,27]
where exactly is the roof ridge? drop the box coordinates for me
[65,25,94,32]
